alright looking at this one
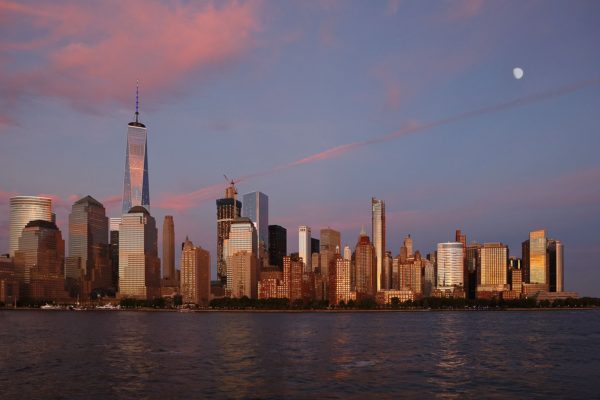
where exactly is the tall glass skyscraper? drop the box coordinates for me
[242,191,269,255]
[216,182,242,285]
[436,242,464,288]
[122,84,150,214]
[371,198,386,291]
[9,196,52,257]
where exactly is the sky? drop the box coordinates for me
[1,0,599,295]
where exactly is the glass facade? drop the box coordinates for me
[216,184,242,285]
[122,123,150,214]
[268,225,287,269]
[298,226,311,272]
[162,216,175,281]
[436,242,464,288]
[478,243,508,286]
[529,229,547,284]
[242,191,269,255]
[9,196,52,257]
[371,198,386,291]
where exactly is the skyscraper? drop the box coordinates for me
[9,196,52,257]
[109,217,120,288]
[547,239,564,292]
[180,237,210,305]
[14,220,69,301]
[66,196,111,297]
[371,198,386,291]
[162,216,175,282]
[268,225,287,269]
[118,206,160,299]
[477,242,508,289]
[311,238,320,255]
[354,228,376,297]
[524,229,548,285]
[226,218,258,298]
[320,228,341,253]
[216,182,242,285]
[122,83,150,214]
[436,242,464,289]
[242,191,269,255]
[298,226,311,272]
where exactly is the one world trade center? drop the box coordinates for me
[122,82,150,214]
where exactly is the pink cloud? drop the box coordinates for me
[0,0,261,123]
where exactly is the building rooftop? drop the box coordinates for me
[74,195,103,207]
[128,206,150,216]
[25,219,58,230]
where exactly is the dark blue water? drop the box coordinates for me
[1,310,599,399]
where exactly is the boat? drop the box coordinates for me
[96,303,120,310]
[40,303,63,310]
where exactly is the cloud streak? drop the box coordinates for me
[159,77,600,211]
[0,0,261,125]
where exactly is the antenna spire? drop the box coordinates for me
[135,80,139,123]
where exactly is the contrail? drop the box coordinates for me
[161,77,600,210]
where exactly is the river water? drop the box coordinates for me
[1,310,599,399]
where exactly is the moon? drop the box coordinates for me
[513,67,524,80]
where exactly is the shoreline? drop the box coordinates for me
[1,307,596,313]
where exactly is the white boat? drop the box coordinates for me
[96,303,120,310]
[40,303,63,310]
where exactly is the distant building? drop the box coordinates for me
[258,269,285,299]
[422,259,435,296]
[118,206,160,300]
[547,239,564,292]
[109,217,121,288]
[354,228,376,297]
[216,182,242,285]
[242,191,269,256]
[9,196,52,257]
[371,198,386,291]
[311,238,320,255]
[162,216,175,283]
[122,84,150,214]
[399,262,422,295]
[522,229,548,285]
[284,256,303,302]
[329,255,353,305]
[14,220,69,302]
[436,242,464,289]
[343,245,351,261]
[298,226,311,272]
[180,238,210,305]
[376,289,414,305]
[226,218,258,298]
[477,243,508,292]
[66,196,111,298]
[268,225,286,270]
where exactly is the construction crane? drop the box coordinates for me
[223,174,236,186]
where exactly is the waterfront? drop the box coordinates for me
[1,311,599,399]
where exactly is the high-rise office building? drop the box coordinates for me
[371,198,386,291]
[320,228,341,253]
[180,238,210,305]
[122,83,150,214]
[14,220,68,301]
[9,196,52,257]
[547,239,564,292]
[66,196,111,297]
[399,262,422,294]
[311,238,320,255]
[216,182,242,284]
[162,216,175,282]
[118,206,160,299]
[354,229,376,297]
[109,217,121,288]
[226,218,257,297]
[283,256,303,301]
[343,245,351,261]
[328,255,352,305]
[523,229,548,285]
[268,225,286,269]
[242,191,269,255]
[401,235,413,261]
[436,242,464,289]
[298,226,311,272]
[477,243,508,287]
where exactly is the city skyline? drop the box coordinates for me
[1,1,599,296]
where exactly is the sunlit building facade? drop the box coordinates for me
[180,238,210,305]
[298,225,311,272]
[122,90,150,214]
[354,229,376,297]
[9,196,52,257]
[329,256,353,305]
[118,206,160,300]
[226,218,257,297]
[66,196,111,297]
[523,229,548,285]
[371,197,386,291]
[478,243,508,286]
[436,242,464,289]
